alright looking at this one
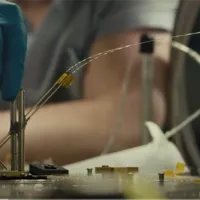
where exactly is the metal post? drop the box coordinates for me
[141,54,154,143]
[10,101,18,170]
[140,34,154,144]
[18,89,25,172]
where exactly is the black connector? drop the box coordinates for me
[10,122,21,134]
[29,163,69,175]
[140,34,154,54]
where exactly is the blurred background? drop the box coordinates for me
[3,0,200,170]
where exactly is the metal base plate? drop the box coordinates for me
[0,174,200,198]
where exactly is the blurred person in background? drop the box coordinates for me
[0,0,179,164]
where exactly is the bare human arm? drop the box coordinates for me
[0,30,171,165]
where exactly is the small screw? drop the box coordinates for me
[158,172,165,182]
[87,168,92,176]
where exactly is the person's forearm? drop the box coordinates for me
[0,88,165,165]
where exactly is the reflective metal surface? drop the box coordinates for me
[0,174,200,199]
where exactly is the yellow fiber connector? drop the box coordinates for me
[175,162,186,175]
[163,170,175,178]
[56,73,74,88]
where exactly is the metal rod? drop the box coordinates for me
[140,34,154,144]
[18,89,25,172]
[0,133,10,148]
[10,101,18,170]
[0,159,7,170]
[141,54,154,144]
[0,135,10,149]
